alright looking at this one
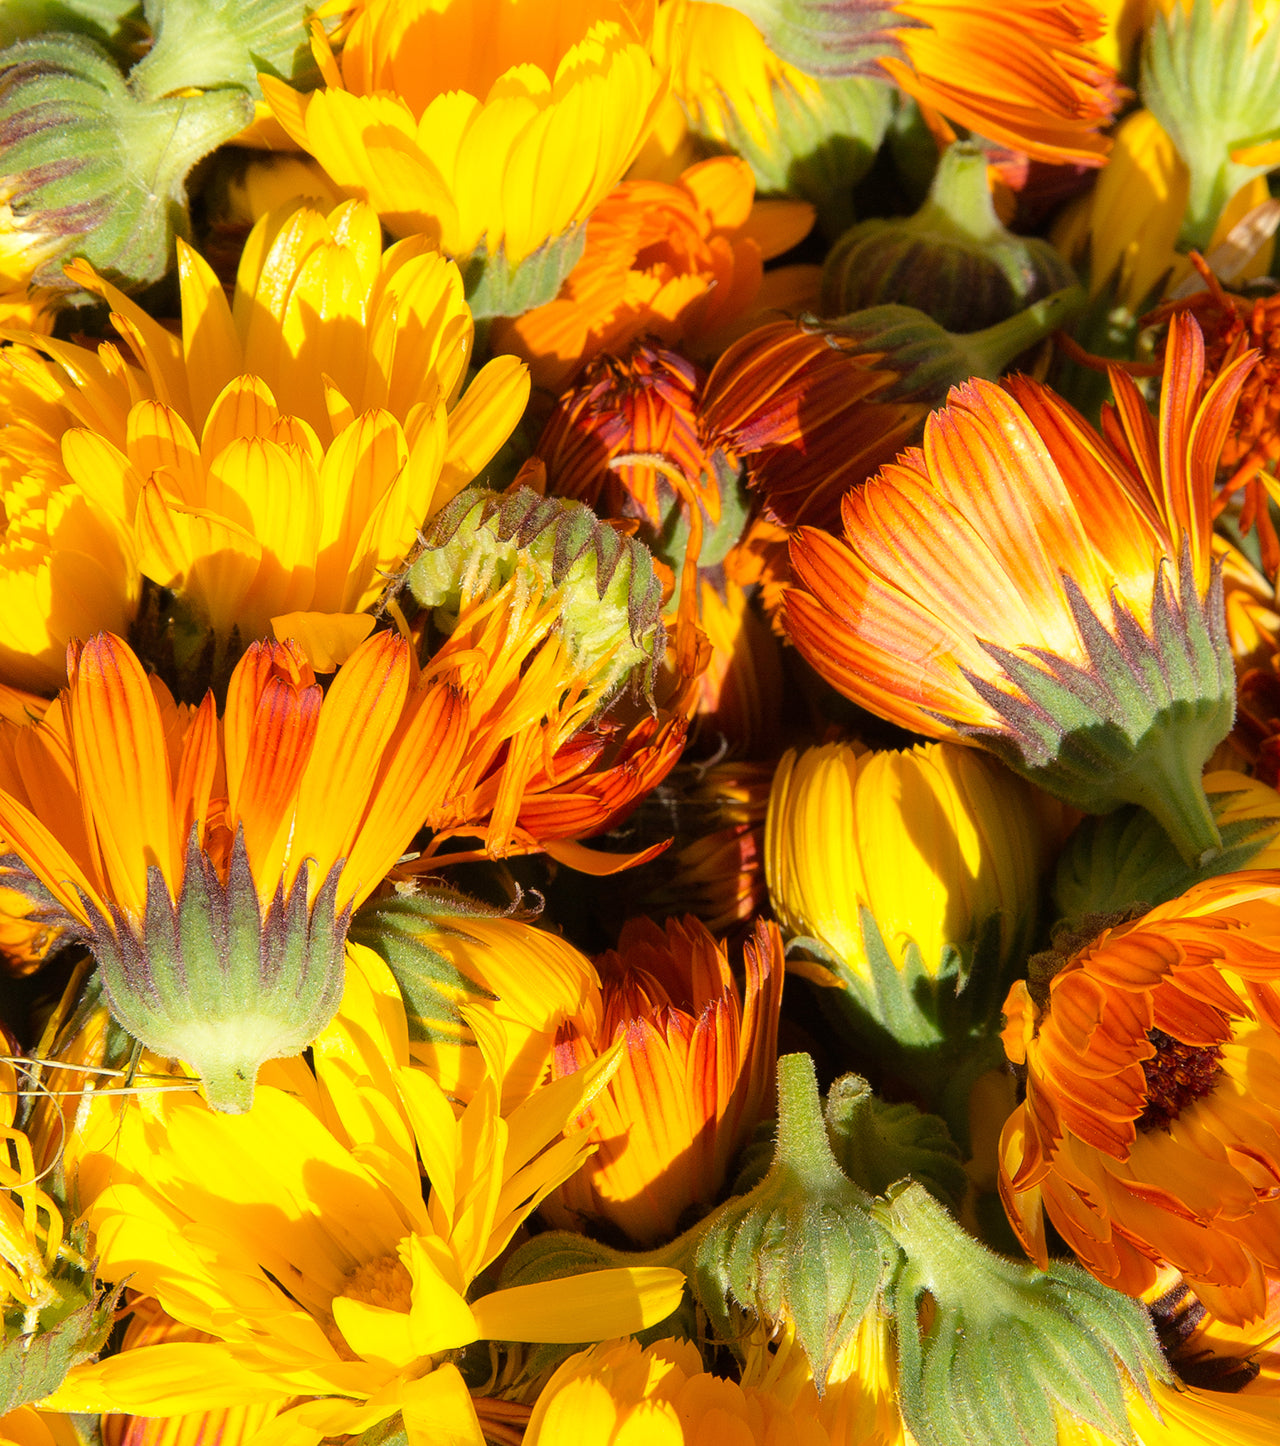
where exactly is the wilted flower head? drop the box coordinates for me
[1000,873,1280,1325]
[543,914,784,1245]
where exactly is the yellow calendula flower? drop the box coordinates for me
[45,949,684,1445]
[0,198,528,691]
[767,740,1063,993]
[261,0,668,284]
[525,1336,833,1445]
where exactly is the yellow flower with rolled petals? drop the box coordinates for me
[44,950,684,1445]
[0,1409,82,1446]
[260,0,668,270]
[0,1058,64,1322]
[767,741,1064,990]
[0,199,528,689]
[525,1336,833,1444]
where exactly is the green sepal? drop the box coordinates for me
[86,825,348,1112]
[693,1053,889,1385]
[350,1416,408,1446]
[821,142,1078,330]
[459,225,587,319]
[0,33,253,292]
[408,485,665,702]
[877,1181,1168,1446]
[684,73,893,238]
[1,1251,125,1413]
[787,905,1013,1146]
[1053,786,1280,926]
[716,0,915,80]
[348,887,503,1046]
[1142,0,1280,250]
[0,0,141,50]
[130,0,324,100]
[823,1074,966,1212]
[820,285,1084,404]
[959,552,1236,866]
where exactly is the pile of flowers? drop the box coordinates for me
[3,0,1280,1441]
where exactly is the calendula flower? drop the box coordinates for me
[0,1057,64,1320]
[260,0,668,290]
[785,314,1256,866]
[1052,110,1274,313]
[1000,872,1280,1325]
[534,341,721,558]
[542,914,783,1246]
[767,740,1064,1120]
[653,0,894,234]
[701,319,927,530]
[404,486,696,865]
[768,740,1063,996]
[1142,0,1280,248]
[692,0,1117,166]
[43,950,685,1443]
[0,629,467,1110]
[101,1297,280,1446]
[0,198,528,691]
[525,1336,832,1445]
[491,156,814,392]
[350,888,603,1113]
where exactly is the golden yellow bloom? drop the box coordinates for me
[0,199,527,690]
[1052,109,1274,311]
[0,1058,63,1322]
[1000,872,1280,1325]
[0,629,467,1109]
[543,915,784,1245]
[768,740,1064,989]
[45,949,684,1441]
[350,894,605,1114]
[525,1336,832,1445]
[785,315,1255,865]
[0,1409,83,1446]
[261,0,668,270]
[491,155,813,392]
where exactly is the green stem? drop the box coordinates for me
[1122,725,1223,867]
[960,285,1086,377]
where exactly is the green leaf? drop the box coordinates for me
[459,225,587,319]
[0,1278,125,1413]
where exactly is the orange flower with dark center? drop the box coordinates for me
[999,873,1280,1325]
[700,319,926,530]
[542,914,784,1246]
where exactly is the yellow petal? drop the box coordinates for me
[469,1267,685,1343]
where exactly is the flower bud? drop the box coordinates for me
[821,142,1076,331]
[0,34,252,292]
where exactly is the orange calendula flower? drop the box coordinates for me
[999,872,1280,1326]
[0,198,527,692]
[701,318,927,531]
[0,629,467,1111]
[260,0,668,284]
[542,914,783,1246]
[491,155,814,392]
[785,314,1257,866]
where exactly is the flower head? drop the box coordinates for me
[0,198,527,692]
[1000,872,1280,1325]
[43,950,684,1441]
[542,915,784,1245]
[785,314,1256,865]
[525,1336,832,1445]
[0,629,467,1109]
[491,155,813,392]
[261,0,668,280]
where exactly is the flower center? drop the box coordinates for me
[1137,1028,1223,1132]
[342,1253,413,1312]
